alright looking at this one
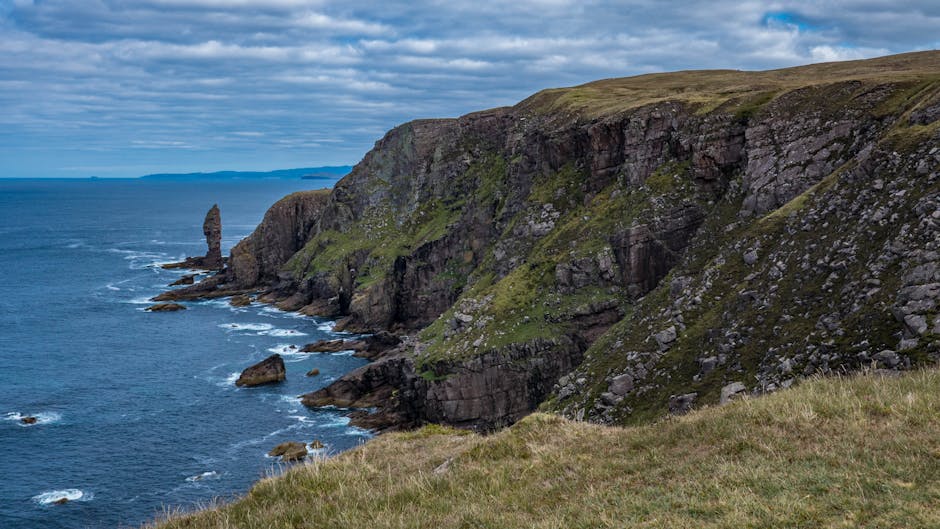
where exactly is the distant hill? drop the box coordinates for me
[139,166,352,181]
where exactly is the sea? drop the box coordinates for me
[0,178,371,529]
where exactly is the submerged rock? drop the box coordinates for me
[268,441,307,461]
[306,368,320,377]
[20,416,38,425]
[235,354,286,387]
[146,303,186,312]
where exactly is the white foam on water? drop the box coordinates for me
[219,323,274,332]
[105,283,121,291]
[185,471,220,482]
[214,372,240,388]
[33,489,92,505]
[259,328,308,337]
[316,322,335,332]
[126,296,156,305]
[4,411,61,427]
[268,345,309,362]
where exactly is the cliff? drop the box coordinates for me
[171,51,940,430]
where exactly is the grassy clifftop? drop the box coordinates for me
[150,370,940,528]
[522,50,940,117]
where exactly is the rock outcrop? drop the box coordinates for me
[235,354,286,387]
[178,52,940,430]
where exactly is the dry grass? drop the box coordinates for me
[148,369,940,528]
[520,50,940,117]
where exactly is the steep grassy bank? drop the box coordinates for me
[149,370,940,528]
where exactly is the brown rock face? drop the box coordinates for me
[235,354,286,387]
[301,337,585,431]
[202,204,223,269]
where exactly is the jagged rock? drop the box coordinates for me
[146,303,186,312]
[720,382,747,404]
[300,332,401,360]
[169,274,196,286]
[235,354,286,387]
[743,250,759,265]
[268,441,307,461]
[653,326,678,350]
[229,294,252,307]
[301,339,356,353]
[309,440,324,449]
[699,356,719,375]
[903,314,928,336]
[609,374,634,396]
[668,393,697,414]
[874,350,901,368]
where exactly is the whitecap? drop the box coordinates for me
[267,345,309,362]
[105,283,121,291]
[218,323,274,332]
[259,328,308,337]
[217,372,240,388]
[185,471,219,482]
[126,296,156,305]
[4,411,61,427]
[33,489,91,505]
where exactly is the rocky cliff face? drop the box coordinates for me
[177,51,940,431]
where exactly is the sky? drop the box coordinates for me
[0,1,937,178]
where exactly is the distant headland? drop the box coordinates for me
[139,166,352,181]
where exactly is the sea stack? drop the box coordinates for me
[202,204,223,269]
[161,204,224,271]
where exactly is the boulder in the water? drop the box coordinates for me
[269,441,307,461]
[306,368,320,377]
[235,354,286,387]
[20,416,38,425]
[229,294,252,307]
[146,303,186,312]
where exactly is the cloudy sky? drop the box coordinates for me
[1,1,937,178]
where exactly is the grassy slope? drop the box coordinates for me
[151,370,940,528]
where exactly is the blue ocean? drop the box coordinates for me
[0,179,370,529]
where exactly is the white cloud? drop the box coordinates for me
[0,0,936,177]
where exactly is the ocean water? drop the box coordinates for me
[0,179,370,529]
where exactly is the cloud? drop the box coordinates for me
[0,0,936,177]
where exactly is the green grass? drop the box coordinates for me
[149,369,940,529]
